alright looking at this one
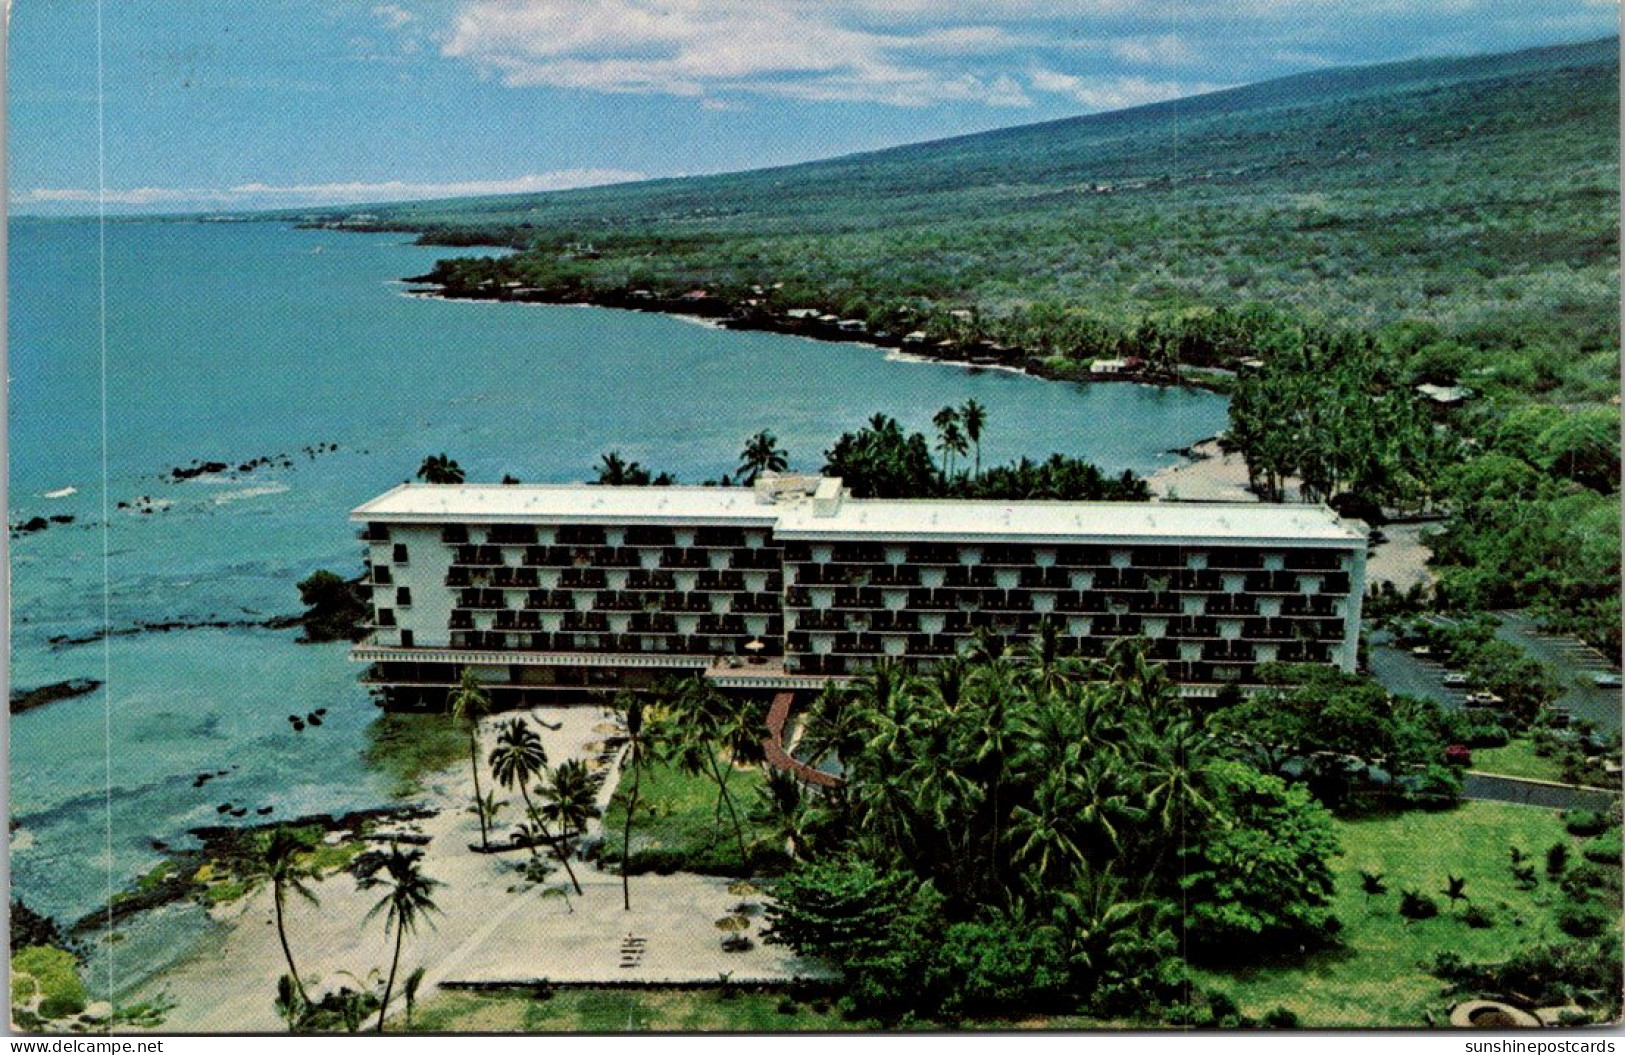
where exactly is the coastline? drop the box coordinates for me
[396,281,1235,396]
[116,703,818,1031]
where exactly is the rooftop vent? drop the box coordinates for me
[812,477,844,518]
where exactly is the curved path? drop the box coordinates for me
[761,692,844,789]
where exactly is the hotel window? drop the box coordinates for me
[393,543,409,564]
[396,587,413,607]
[377,608,396,627]
[399,629,414,648]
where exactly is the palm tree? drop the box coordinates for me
[416,454,464,485]
[467,792,506,846]
[488,718,583,894]
[736,430,789,485]
[355,844,442,1032]
[448,669,493,851]
[594,450,651,486]
[660,679,751,860]
[960,398,987,478]
[538,758,601,856]
[1441,874,1469,913]
[250,827,320,1005]
[1359,870,1387,908]
[932,406,965,481]
[614,691,653,911]
[1009,774,1086,890]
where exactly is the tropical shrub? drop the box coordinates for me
[11,946,87,1020]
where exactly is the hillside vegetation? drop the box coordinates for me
[317,37,1618,402]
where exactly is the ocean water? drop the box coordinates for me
[7,218,1229,929]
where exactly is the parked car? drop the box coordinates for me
[1465,691,1504,708]
[1443,672,1471,687]
[1592,672,1622,688]
[1411,645,1434,658]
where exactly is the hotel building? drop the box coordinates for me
[350,476,1366,705]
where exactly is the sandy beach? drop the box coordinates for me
[1148,438,1293,502]
[124,703,820,1033]
[1150,438,1433,591]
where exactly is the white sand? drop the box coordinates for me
[1147,438,1309,503]
[125,703,821,1032]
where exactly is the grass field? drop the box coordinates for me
[409,801,1612,1031]
[1471,738,1569,784]
[408,986,861,1033]
[1189,801,1599,1027]
[601,755,780,874]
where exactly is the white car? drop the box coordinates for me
[1593,673,1622,688]
[1465,691,1504,708]
[1410,645,1434,658]
[1443,673,1471,687]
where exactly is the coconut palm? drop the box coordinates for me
[447,668,493,850]
[960,398,987,478]
[660,679,752,860]
[415,454,464,485]
[594,450,650,486]
[488,718,583,894]
[355,844,441,1032]
[1009,773,1087,890]
[736,430,789,484]
[468,791,506,844]
[250,827,320,1005]
[614,691,654,910]
[538,758,600,852]
[933,409,967,481]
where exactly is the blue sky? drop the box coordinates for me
[7,1,1618,214]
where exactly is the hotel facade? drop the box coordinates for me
[351,476,1367,705]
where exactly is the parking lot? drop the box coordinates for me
[1367,615,1621,735]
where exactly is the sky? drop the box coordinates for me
[6,0,1619,215]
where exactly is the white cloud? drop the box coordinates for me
[1028,69,1222,111]
[371,4,417,30]
[1110,34,1200,67]
[11,170,648,212]
[441,0,1035,107]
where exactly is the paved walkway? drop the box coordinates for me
[761,692,843,789]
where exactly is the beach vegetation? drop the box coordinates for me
[416,454,465,485]
[295,569,369,643]
[362,711,468,798]
[247,826,322,1005]
[736,430,789,484]
[488,718,584,895]
[353,843,442,1032]
[11,946,87,1021]
[447,669,494,850]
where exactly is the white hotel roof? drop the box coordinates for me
[354,483,1364,547]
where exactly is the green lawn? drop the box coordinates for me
[601,755,782,874]
[409,987,861,1033]
[1472,738,1568,783]
[1190,801,1599,1027]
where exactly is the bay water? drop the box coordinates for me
[7,218,1227,952]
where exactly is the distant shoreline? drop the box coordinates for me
[394,278,1236,397]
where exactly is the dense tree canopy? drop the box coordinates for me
[764,639,1343,1022]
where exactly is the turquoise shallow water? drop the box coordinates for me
[7,218,1228,927]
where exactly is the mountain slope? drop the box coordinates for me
[334,37,1620,397]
